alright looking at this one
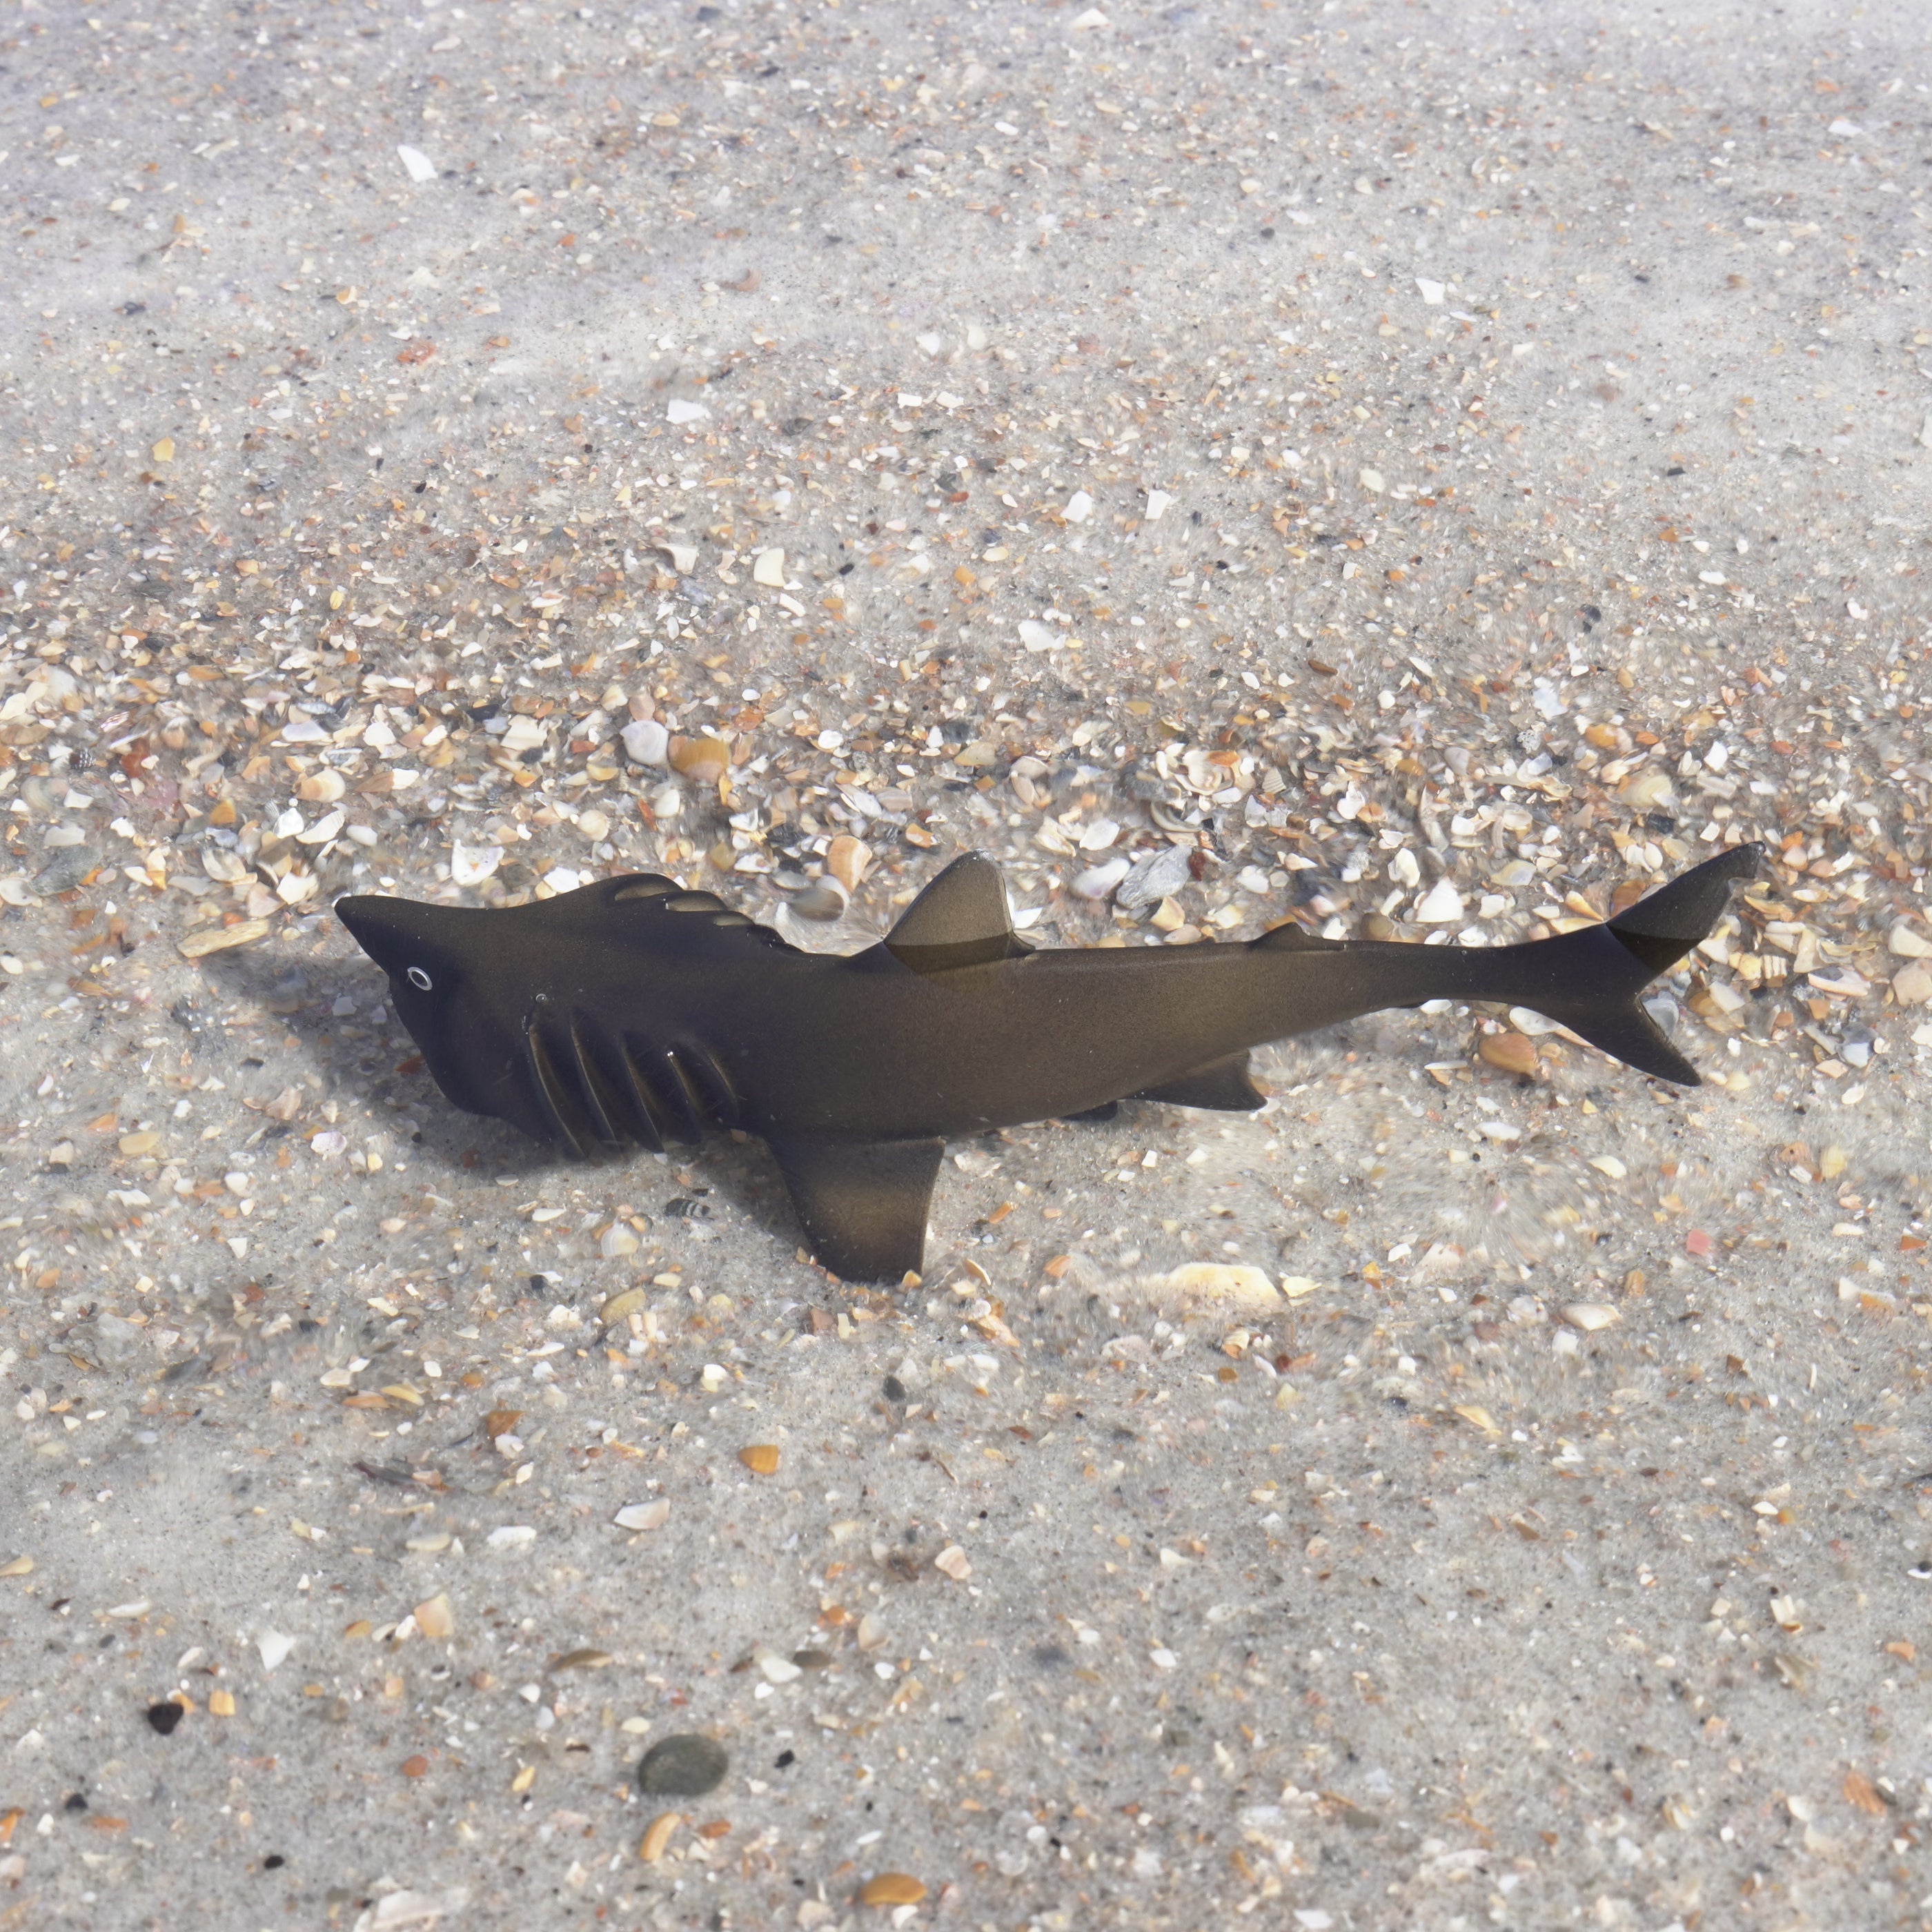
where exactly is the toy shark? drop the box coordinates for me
[335,842,1759,1283]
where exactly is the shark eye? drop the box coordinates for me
[406,967,433,992]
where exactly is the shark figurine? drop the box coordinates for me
[335,841,1759,1283]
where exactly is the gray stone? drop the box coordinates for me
[635,1734,729,1798]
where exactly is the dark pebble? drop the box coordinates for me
[790,1648,832,1671]
[146,1702,183,1735]
[35,849,96,894]
[882,1374,906,1403]
[635,1733,729,1797]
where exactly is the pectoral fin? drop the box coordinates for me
[1134,1051,1266,1112]
[1063,1101,1121,1124]
[768,1135,945,1283]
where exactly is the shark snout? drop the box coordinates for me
[335,894,503,998]
[333,894,395,964]
[333,894,446,976]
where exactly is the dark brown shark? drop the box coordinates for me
[335,842,1760,1283]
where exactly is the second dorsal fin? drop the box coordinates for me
[884,854,1026,974]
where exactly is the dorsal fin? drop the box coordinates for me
[885,854,1025,974]
[609,875,679,903]
[1254,917,1341,952]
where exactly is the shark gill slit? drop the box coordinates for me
[671,1041,741,1132]
[566,1015,641,1150]
[655,1045,709,1143]
[613,1036,678,1150]
[524,1023,600,1158]
[618,1035,709,1147]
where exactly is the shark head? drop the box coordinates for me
[335,893,545,1130]
[335,876,757,1155]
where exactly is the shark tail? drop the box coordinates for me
[1517,842,1763,1087]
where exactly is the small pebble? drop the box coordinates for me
[788,880,849,922]
[412,1593,455,1640]
[859,1873,927,1907]
[636,1733,729,1797]
[1477,1032,1539,1076]
[827,835,873,891]
[669,733,730,782]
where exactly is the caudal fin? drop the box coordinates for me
[1606,840,1764,974]
[1516,843,1762,1087]
[1552,996,1704,1087]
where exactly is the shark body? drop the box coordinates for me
[335,843,1759,1282]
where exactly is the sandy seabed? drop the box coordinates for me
[1,2,1930,1928]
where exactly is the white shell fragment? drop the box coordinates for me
[1074,856,1132,899]
[1414,878,1466,924]
[1160,1263,1284,1306]
[621,718,671,766]
[1560,1303,1622,1333]
[368,1887,472,1928]
[1116,842,1192,910]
